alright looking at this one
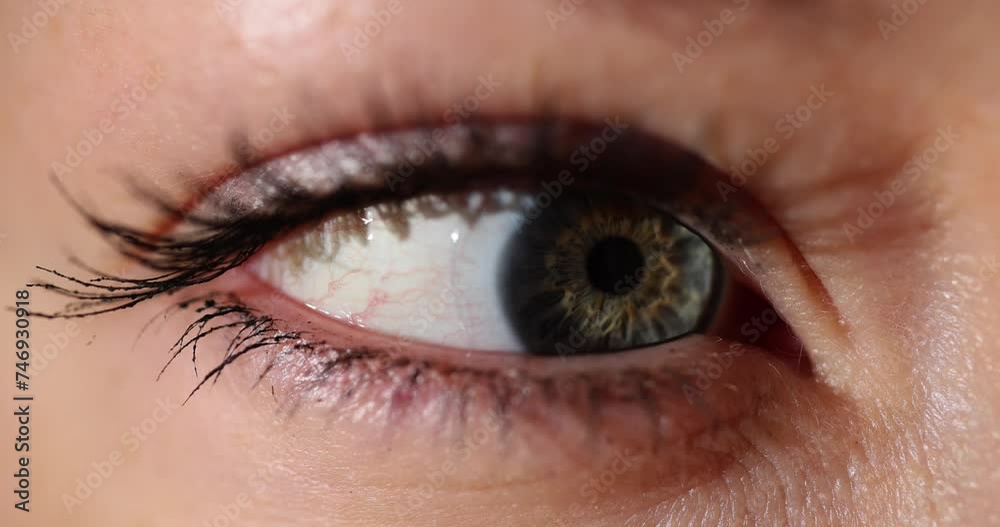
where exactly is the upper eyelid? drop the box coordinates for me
[50,0,918,211]
[32,120,752,314]
[144,56,802,201]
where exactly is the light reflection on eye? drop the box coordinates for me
[249,188,724,355]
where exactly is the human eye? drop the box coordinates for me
[34,115,808,483]
[248,124,734,356]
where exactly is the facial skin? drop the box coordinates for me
[2,0,1000,525]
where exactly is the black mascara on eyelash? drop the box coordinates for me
[29,120,741,319]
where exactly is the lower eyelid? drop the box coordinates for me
[171,269,802,488]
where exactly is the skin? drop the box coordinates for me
[2,0,1000,525]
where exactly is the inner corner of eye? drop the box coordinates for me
[247,181,736,359]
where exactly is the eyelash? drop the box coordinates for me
[30,120,777,436]
[33,120,743,316]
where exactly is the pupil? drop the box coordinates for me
[585,236,645,295]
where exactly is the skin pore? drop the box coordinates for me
[2,0,1000,525]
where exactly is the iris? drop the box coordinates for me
[501,193,721,355]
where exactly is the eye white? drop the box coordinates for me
[250,191,533,352]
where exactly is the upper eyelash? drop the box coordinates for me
[29,137,516,317]
[29,120,710,318]
[30,178,281,318]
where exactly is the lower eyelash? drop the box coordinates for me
[160,290,755,453]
